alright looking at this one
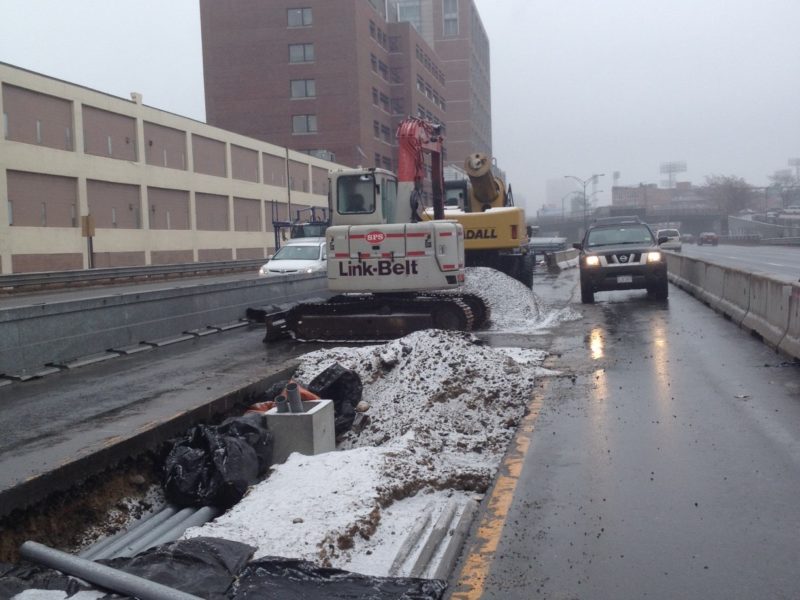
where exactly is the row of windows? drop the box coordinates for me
[369,53,391,82]
[414,45,445,85]
[372,88,406,117]
[368,20,388,50]
[373,120,393,144]
[416,75,446,111]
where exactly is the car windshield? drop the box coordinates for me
[586,225,653,247]
[659,229,679,237]
[271,245,321,261]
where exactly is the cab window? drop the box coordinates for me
[337,175,375,215]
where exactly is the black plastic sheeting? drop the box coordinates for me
[100,537,255,600]
[1,539,446,599]
[307,364,363,436]
[164,413,274,509]
[232,556,447,600]
[0,561,89,598]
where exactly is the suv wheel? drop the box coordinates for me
[580,280,594,304]
[649,278,669,300]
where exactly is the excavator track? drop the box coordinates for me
[264,292,489,343]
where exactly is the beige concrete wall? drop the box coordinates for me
[0,62,338,273]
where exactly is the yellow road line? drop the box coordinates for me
[448,393,544,600]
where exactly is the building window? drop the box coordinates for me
[374,153,382,168]
[397,2,422,32]
[378,61,389,80]
[292,114,318,134]
[443,0,458,36]
[380,125,391,143]
[380,93,390,112]
[291,79,316,98]
[289,43,314,63]
[287,8,312,27]
[372,88,379,105]
[370,54,378,72]
[369,20,376,38]
[35,120,42,144]
[373,121,380,138]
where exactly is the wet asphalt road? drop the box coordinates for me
[469,271,800,599]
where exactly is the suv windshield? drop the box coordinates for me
[271,245,321,260]
[586,224,654,247]
[658,229,679,237]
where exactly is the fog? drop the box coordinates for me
[1,0,798,214]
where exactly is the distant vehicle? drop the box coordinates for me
[258,237,327,277]
[697,232,719,246]
[783,205,800,215]
[656,228,682,252]
[574,216,668,303]
[680,233,695,244]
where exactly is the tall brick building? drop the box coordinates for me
[200,0,491,170]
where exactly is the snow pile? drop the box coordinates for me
[187,328,546,572]
[464,266,581,332]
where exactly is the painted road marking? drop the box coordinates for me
[448,393,544,600]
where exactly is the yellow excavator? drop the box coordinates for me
[424,153,533,287]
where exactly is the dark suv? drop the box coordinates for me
[574,217,668,303]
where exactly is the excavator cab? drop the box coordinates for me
[331,168,402,226]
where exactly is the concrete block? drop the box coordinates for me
[265,399,335,464]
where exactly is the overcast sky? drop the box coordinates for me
[1,0,798,213]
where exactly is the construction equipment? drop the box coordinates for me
[431,153,534,287]
[261,117,489,342]
[271,205,329,250]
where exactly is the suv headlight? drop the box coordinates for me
[585,255,600,267]
[646,251,662,263]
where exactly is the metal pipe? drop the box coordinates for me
[83,505,178,560]
[20,541,202,600]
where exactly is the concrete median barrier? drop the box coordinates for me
[699,263,725,312]
[680,256,706,297]
[778,284,800,359]
[741,275,793,349]
[719,268,751,324]
[546,248,579,272]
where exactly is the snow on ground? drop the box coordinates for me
[185,268,572,577]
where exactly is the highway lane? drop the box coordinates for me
[451,271,800,600]
[681,243,800,281]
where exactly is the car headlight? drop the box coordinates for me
[259,266,269,275]
[585,255,600,267]
[646,251,662,263]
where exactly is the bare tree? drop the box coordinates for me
[704,175,755,214]
[768,170,800,208]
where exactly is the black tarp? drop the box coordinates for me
[163,413,274,508]
[307,364,363,435]
[100,537,255,600]
[232,556,446,600]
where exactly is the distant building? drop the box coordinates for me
[612,182,712,210]
[200,0,491,170]
[0,62,333,273]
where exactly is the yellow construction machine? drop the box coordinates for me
[427,153,533,287]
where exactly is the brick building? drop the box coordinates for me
[0,62,334,273]
[200,0,490,169]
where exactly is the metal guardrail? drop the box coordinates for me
[0,259,266,293]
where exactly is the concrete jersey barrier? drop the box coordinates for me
[667,256,799,361]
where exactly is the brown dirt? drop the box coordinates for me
[0,453,162,564]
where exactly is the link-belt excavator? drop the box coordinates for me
[261,117,490,342]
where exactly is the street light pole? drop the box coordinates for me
[565,173,605,231]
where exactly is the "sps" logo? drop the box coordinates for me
[366,231,386,244]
